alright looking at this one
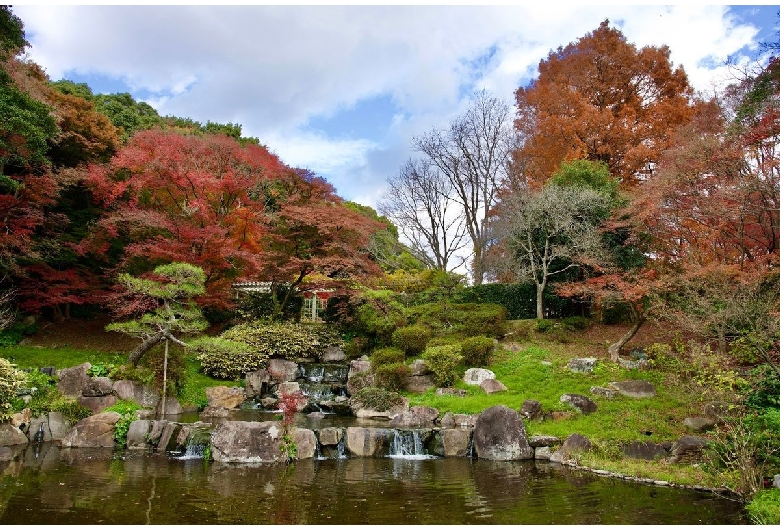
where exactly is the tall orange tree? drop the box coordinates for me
[513,20,694,189]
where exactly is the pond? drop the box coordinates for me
[0,443,747,525]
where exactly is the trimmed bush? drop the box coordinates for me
[561,316,591,331]
[349,387,405,412]
[392,325,431,356]
[535,319,555,333]
[371,347,405,367]
[460,336,495,367]
[374,362,410,393]
[193,337,265,380]
[0,357,26,422]
[454,304,507,338]
[421,345,462,387]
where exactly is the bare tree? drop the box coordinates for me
[379,159,468,272]
[411,91,515,284]
[491,185,612,319]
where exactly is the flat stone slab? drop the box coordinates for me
[567,358,597,373]
[621,441,668,460]
[463,368,495,386]
[480,378,507,394]
[684,416,717,432]
[560,393,598,414]
[609,380,656,398]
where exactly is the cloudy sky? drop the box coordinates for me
[12,4,779,209]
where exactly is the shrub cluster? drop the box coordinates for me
[193,337,264,380]
[370,347,408,393]
[421,345,462,387]
[371,347,405,366]
[0,358,26,421]
[391,325,431,356]
[349,387,404,412]
[460,336,495,367]
[404,302,507,338]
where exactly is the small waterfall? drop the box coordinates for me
[389,429,437,460]
[173,427,211,460]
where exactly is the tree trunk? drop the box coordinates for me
[536,282,545,320]
[129,331,165,366]
[608,316,646,362]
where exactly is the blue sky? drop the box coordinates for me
[12,4,779,210]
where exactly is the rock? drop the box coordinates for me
[590,386,617,399]
[404,374,435,394]
[156,422,181,452]
[211,421,285,463]
[267,359,299,383]
[113,380,160,408]
[126,420,151,449]
[155,396,184,416]
[348,359,371,378]
[0,423,28,446]
[703,401,733,421]
[322,345,346,362]
[82,376,115,397]
[529,435,560,448]
[28,413,70,442]
[245,370,271,399]
[773,474,780,490]
[609,380,656,398]
[442,428,472,457]
[147,420,168,445]
[480,378,507,394]
[463,368,495,386]
[436,388,466,397]
[318,427,344,447]
[669,435,709,464]
[472,405,533,461]
[200,406,232,418]
[308,411,325,420]
[520,400,543,420]
[550,433,592,464]
[567,357,597,373]
[345,427,393,457]
[11,408,31,429]
[56,363,91,398]
[454,414,477,428]
[61,411,121,448]
[545,411,574,421]
[683,416,717,433]
[408,359,431,376]
[77,395,118,414]
[534,446,554,460]
[276,381,301,397]
[440,412,455,428]
[351,397,409,420]
[390,406,439,427]
[205,386,246,409]
[621,441,668,460]
[560,394,598,414]
[292,428,317,459]
[259,397,279,409]
[618,358,650,370]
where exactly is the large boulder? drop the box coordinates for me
[267,359,299,383]
[82,377,115,397]
[56,363,91,398]
[683,417,717,433]
[155,396,184,416]
[318,427,344,447]
[550,433,592,464]
[609,380,656,398]
[408,359,431,376]
[245,370,271,399]
[126,420,152,450]
[621,441,668,461]
[567,358,597,373]
[389,406,439,427]
[463,368,495,386]
[441,428,473,457]
[480,378,507,394]
[472,405,533,461]
[113,380,160,408]
[61,411,121,448]
[560,394,598,414]
[210,421,285,463]
[669,435,709,464]
[292,428,317,459]
[350,396,409,420]
[28,412,71,443]
[345,427,393,457]
[77,395,118,414]
[0,423,28,446]
[205,386,246,409]
[348,358,371,378]
[322,345,346,363]
[404,375,435,394]
[520,400,543,420]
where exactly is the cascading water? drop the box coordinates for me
[172,428,211,460]
[389,429,437,460]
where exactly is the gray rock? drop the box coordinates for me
[472,405,533,461]
[28,412,71,443]
[773,474,780,489]
[550,433,592,463]
[156,422,181,451]
[703,401,733,421]
[82,376,115,397]
[200,406,232,418]
[348,359,371,378]
[155,396,184,416]
[436,388,466,397]
[147,420,168,445]
[292,428,317,459]
[318,427,344,447]
[345,427,393,457]
[621,441,668,460]
[590,386,617,399]
[267,359,299,382]
[618,358,650,370]
[669,435,709,464]
[567,357,597,373]
[322,345,346,362]
[276,381,301,396]
[408,359,431,376]
[307,411,325,420]
[61,411,121,448]
[245,370,271,399]
[534,446,554,460]
[560,393,598,414]
[454,414,477,428]
[684,416,716,433]
[56,363,91,398]
[404,374,435,394]
[211,421,285,463]
[480,378,507,394]
[0,423,28,446]
[442,428,472,457]
[529,435,560,448]
[439,412,456,428]
[205,386,246,409]
[520,400,543,420]
[390,406,439,427]
[609,380,656,398]
[126,420,151,449]
[350,397,409,420]
[113,380,160,408]
[463,368,495,386]
[77,395,118,414]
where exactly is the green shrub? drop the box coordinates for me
[460,336,495,367]
[421,345,462,387]
[343,336,368,359]
[561,316,591,331]
[49,397,92,424]
[747,488,780,525]
[0,357,26,421]
[0,321,38,347]
[371,347,405,367]
[108,363,155,386]
[87,363,113,377]
[105,400,141,447]
[392,325,431,356]
[346,370,374,395]
[373,362,410,393]
[192,337,263,380]
[349,386,404,412]
[535,319,555,333]
[404,302,507,338]
[21,370,59,418]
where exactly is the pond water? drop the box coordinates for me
[0,443,747,525]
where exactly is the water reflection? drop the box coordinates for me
[0,445,746,525]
